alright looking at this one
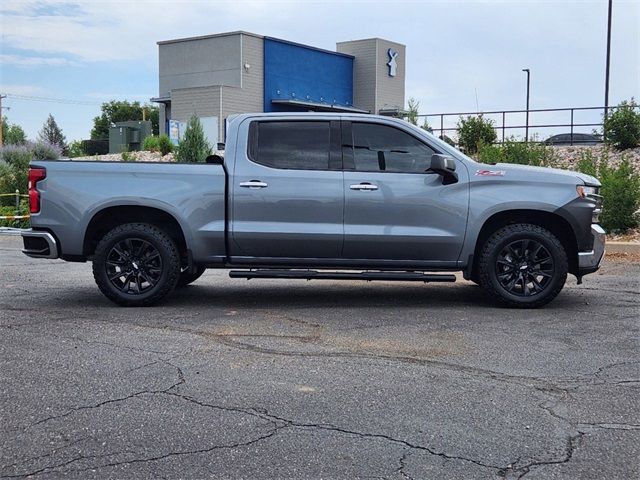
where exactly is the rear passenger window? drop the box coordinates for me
[249,121,330,170]
[351,122,435,173]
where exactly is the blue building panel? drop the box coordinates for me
[263,37,354,112]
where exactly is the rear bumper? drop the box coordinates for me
[21,229,59,259]
[577,224,605,275]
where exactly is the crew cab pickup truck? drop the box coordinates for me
[22,113,605,308]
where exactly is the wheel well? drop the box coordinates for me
[471,210,579,277]
[83,206,188,259]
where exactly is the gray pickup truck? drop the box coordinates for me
[22,113,605,308]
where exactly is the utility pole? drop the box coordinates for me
[522,69,530,142]
[604,0,613,121]
[0,94,6,146]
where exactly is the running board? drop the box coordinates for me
[229,269,457,282]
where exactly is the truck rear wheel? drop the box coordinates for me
[92,223,181,307]
[478,223,568,308]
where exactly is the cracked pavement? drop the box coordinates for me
[0,235,638,479]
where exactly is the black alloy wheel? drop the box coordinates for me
[495,239,555,297]
[106,238,163,294]
[478,223,568,308]
[93,223,181,307]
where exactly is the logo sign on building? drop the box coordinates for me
[387,48,398,77]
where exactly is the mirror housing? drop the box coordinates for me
[428,154,458,184]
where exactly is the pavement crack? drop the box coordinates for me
[512,431,584,479]
[396,449,414,480]
[250,410,504,472]
[18,358,185,432]
[39,427,282,478]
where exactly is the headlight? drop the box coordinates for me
[576,185,599,198]
[576,185,603,223]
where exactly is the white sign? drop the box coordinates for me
[387,48,398,77]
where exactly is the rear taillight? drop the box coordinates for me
[28,167,46,214]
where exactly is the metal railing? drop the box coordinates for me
[0,190,29,221]
[418,105,636,145]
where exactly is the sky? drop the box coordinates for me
[0,0,638,141]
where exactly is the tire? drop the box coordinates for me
[177,266,206,288]
[92,223,181,307]
[478,223,568,308]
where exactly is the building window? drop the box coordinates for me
[249,121,331,170]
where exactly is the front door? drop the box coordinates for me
[342,121,469,265]
[231,119,344,259]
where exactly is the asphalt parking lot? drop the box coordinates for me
[1,234,638,479]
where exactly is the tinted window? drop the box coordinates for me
[351,123,435,173]
[249,121,330,170]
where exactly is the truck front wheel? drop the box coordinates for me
[92,223,181,307]
[478,223,568,308]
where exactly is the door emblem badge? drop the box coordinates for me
[475,169,506,176]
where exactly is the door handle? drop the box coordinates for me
[239,180,268,189]
[350,183,378,191]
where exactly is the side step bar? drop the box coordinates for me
[229,269,456,283]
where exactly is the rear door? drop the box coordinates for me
[230,118,344,260]
[341,120,469,264]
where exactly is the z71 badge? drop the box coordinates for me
[475,169,506,176]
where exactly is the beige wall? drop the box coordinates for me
[166,33,265,141]
[336,39,377,114]
[170,85,222,123]
[337,38,406,114]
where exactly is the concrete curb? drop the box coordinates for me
[605,241,640,255]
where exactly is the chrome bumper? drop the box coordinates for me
[21,229,59,259]
[578,224,606,270]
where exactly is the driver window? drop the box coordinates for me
[351,122,435,173]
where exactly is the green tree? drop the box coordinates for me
[1,116,27,145]
[175,115,212,163]
[457,115,497,154]
[91,100,159,139]
[603,98,640,150]
[38,114,67,153]
[405,97,420,126]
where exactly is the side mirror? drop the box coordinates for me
[428,154,458,184]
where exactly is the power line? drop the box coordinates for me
[3,93,103,106]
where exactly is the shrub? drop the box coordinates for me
[121,147,134,162]
[575,149,598,177]
[30,141,62,160]
[142,135,160,152]
[67,140,87,158]
[457,115,497,154]
[158,134,173,156]
[477,138,558,167]
[575,151,640,232]
[175,115,212,163]
[603,98,640,150]
[0,200,30,228]
[0,144,32,167]
[0,154,29,206]
[0,143,60,208]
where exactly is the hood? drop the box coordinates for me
[491,163,601,187]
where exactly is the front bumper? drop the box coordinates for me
[21,229,59,259]
[577,224,605,274]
